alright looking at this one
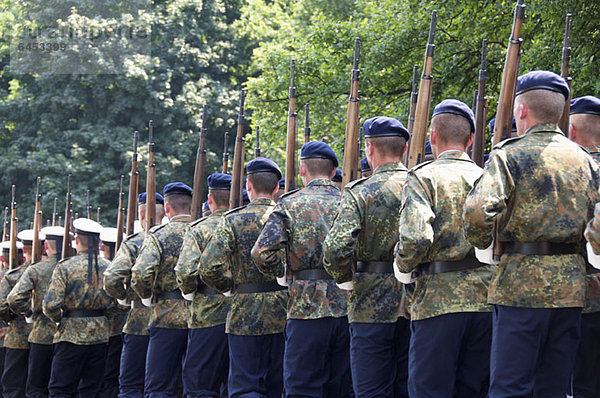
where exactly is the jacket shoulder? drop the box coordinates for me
[410,159,435,172]
[189,216,208,228]
[344,176,369,190]
[493,135,525,149]
[279,188,300,200]
[224,205,247,216]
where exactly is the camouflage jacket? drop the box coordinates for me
[42,252,113,345]
[323,161,409,323]
[583,146,600,313]
[252,179,348,320]
[395,151,494,320]
[464,124,600,308]
[0,263,32,349]
[7,254,58,344]
[175,209,230,329]
[131,216,191,330]
[104,231,149,335]
[199,198,288,336]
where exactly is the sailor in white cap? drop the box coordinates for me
[16,229,34,264]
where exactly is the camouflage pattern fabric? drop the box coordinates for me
[7,254,58,344]
[104,231,150,335]
[252,178,348,320]
[583,146,600,314]
[131,216,191,330]
[464,124,600,308]
[199,198,288,336]
[106,305,129,336]
[42,252,112,345]
[395,151,494,321]
[175,209,230,329]
[323,162,410,323]
[0,263,32,349]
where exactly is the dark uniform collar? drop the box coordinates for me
[170,215,191,223]
[524,123,564,136]
[437,149,471,161]
[250,197,274,206]
[209,208,228,217]
[306,178,334,187]
[373,161,407,175]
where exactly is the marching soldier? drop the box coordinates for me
[175,173,232,397]
[18,229,34,264]
[395,100,494,396]
[43,218,113,397]
[199,157,288,398]
[7,226,63,398]
[324,117,411,397]
[131,183,192,397]
[252,141,351,396]
[103,192,165,398]
[464,71,600,397]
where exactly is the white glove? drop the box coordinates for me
[222,290,233,297]
[25,315,34,324]
[182,292,195,301]
[141,297,154,307]
[336,281,354,291]
[475,242,498,265]
[276,276,289,287]
[587,242,600,270]
[394,259,414,284]
[117,298,131,307]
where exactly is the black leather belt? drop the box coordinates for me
[157,290,184,301]
[197,284,219,296]
[356,261,394,273]
[234,282,286,294]
[503,242,577,256]
[418,255,484,276]
[63,310,104,318]
[131,300,144,309]
[292,269,333,281]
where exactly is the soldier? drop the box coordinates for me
[175,173,232,397]
[131,183,192,397]
[199,157,287,398]
[568,95,600,397]
[103,192,165,398]
[395,100,494,397]
[359,158,372,178]
[252,141,351,396]
[323,116,411,398]
[463,71,600,397]
[7,226,63,398]
[43,218,113,397]
[331,168,343,190]
[0,239,29,398]
[18,229,34,264]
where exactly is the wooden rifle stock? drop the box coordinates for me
[61,176,72,260]
[304,102,310,144]
[9,186,18,269]
[229,90,247,208]
[222,132,229,174]
[32,177,42,263]
[285,60,298,192]
[341,38,361,187]
[126,132,139,236]
[558,12,572,136]
[116,176,125,251]
[407,11,437,168]
[146,121,156,232]
[403,64,420,165]
[473,39,488,167]
[191,105,209,220]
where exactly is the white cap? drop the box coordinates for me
[17,229,35,245]
[73,218,102,236]
[0,241,24,251]
[100,227,118,244]
[40,226,64,240]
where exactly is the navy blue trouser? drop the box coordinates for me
[349,318,410,398]
[284,317,351,398]
[409,312,492,398]
[489,305,582,398]
[118,334,149,398]
[183,324,229,398]
[48,342,107,397]
[227,333,284,398]
[27,343,53,398]
[144,327,187,398]
[2,347,28,398]
[100,334,123,398]
[572,311,600,397]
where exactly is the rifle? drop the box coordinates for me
[222,132,229,174]
[86,189,92,219]
[472,39,488,167]
[116,175,125,251]
[341,38,361,186]
[52,198,57,226]
[32,177,42,263]
[407,11,437,168]
[229,89,247,208]
[403,64,420,164]
[9,186,18,269]
[126,132,139,236]
[304,102,310,144]
[558,12,572,136]
[191,105,209,220]
[146,120,157,232]
[61,175,73,260]
[492,0,525,146]
[2,207,8,242]
[285,59,298,192]
[255,126,261,158]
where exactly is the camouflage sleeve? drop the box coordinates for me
[198,217,234,293]
[395,172,435,272]
[585,203,600,254]
[323,190,359,283]
[251,206,287,278]
[131,235,162,299]
[175,228,201,295]
[7,266,35,316]
[463,149,514,249]
[0,275,15,323]
[103,241,135,300]
[42,264,66,323]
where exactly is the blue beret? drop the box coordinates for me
[246,157,282,180]
[207,173,232,190]
[202,201,209,212]
[570,96,600,116]
[332,168,343,182]
[163,182,193,197]
[516,70,570,100]
[300,141,339,167]
[138,192,165,205]
[488,117,517,139]
[425,141,432,155]
[242,189,250,205]
[278,178,286,189]
[360,158,371,172]
[363,117,410,140]
[432,99,475,133]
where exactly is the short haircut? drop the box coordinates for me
[78,234,89,247]
[165,194,192,213]
[248,172,278,195]
[571,114,600,144]
[46,239,57,252]
[517,89,565,123]
[431,113,472,147]
[301,158,335,177]
[138,203,166,220]
[366,136,407,158]
[209,189,230,208]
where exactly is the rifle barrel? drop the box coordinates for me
[284,59,298,193]
[341,38,361,187]
[229,89,247,208]
[126,131,139,236]
[559,12,573,135]
[255,126,261,158]
[473,39,488,167]
[222,131,229,174]
[191,105,209,220]
[304,102,310,144]
[146,120,156,232]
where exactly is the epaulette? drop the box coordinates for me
[493,135,525,149]
[189,216,208,228]
[124,230,143,242]
[344,176,369,190]
[410,159,435,172]
[5,267,22,276]
[279,188,301,200]
[148,223,167,234]
[224,204,247,216]
[57,257,70,265]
